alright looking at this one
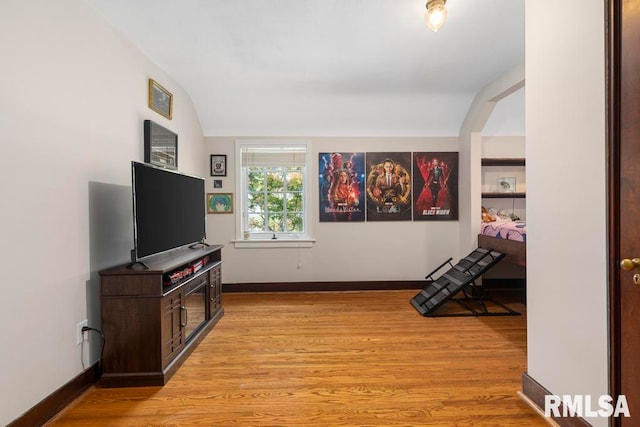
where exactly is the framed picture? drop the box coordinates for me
[365,152,413,222]
[148,79,173,119]
[498,177,516,192]
[210,154,227,176]
[207,193,233,214]
[413,152,459,221]
[318,152,365,222]
[213,179,223,188]
[144,120,178,169]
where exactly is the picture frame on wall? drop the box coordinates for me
[207,193,233,214]
[413,152,459,221]
[144,120,178,170]
[498,177,516,192]
[210,154,227,176]
[365,152,413,222]
[148,79,173,119]
[318,152,366,222]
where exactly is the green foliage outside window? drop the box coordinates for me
[246,167,304,233]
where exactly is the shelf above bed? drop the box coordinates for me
[481,157,526,199]
[481,158,526,166]
[482,192,526,199]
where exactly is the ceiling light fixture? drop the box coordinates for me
[425,0,448,33]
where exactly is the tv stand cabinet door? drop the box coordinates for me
[161,289,186,367]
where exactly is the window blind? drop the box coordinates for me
[240,145,306,168]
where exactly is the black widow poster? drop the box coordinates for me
[413,152,458,221]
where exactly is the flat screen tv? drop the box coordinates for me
[131,161,206,263]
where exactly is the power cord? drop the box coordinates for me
[81,326,105,378]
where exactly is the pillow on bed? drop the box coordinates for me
[493,209,520,221]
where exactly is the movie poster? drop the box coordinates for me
[365,152,412,221]
[319,152,365,222]
[413,152,458,220]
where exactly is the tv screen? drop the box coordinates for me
[132,161,206,261]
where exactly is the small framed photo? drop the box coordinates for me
[148,79,173,119]
[207,193,233,214]
[144,120,178,169]
[210,154,227,176]
[213,179,223,188]
[498,177,516,193]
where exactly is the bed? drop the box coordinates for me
[478,220,526,267]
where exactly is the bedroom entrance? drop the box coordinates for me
[610,0,640,425]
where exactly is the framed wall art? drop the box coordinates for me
[207,193,233,214]
[413,152,459,221]
[144,120,178,169]
[148,79,173,119]
[498,177,516,192]
[318,152,365,222]
[365,152,413,222]
[210,154,227,176]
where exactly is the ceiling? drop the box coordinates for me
[87,0,525,137]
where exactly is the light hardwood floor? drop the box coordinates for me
[49,290,547,426]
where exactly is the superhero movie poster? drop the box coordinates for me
[365,152,412,221]
[413,152,458,221]
[319,152,365,222]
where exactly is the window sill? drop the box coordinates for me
[231,238,316,249]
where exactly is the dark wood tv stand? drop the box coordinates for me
[99,244,223,387]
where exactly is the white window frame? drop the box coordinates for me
[234,140,315,249]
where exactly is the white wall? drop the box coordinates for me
[481,136,526,159]
[526,1,608,426]
[0,1,204,424]
[205,137,460,283]
[483,87,526,136]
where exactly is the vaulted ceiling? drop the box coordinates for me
[87,0,525,136]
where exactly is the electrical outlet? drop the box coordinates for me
[76,320,88,345]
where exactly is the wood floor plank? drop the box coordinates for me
[48,290,547,426]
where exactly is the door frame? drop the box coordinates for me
[607,1,622,426]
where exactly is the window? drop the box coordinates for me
[236,141,312,244]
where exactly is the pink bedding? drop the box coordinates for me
[480,221,526,242]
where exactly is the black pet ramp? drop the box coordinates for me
[410,248,520,317]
